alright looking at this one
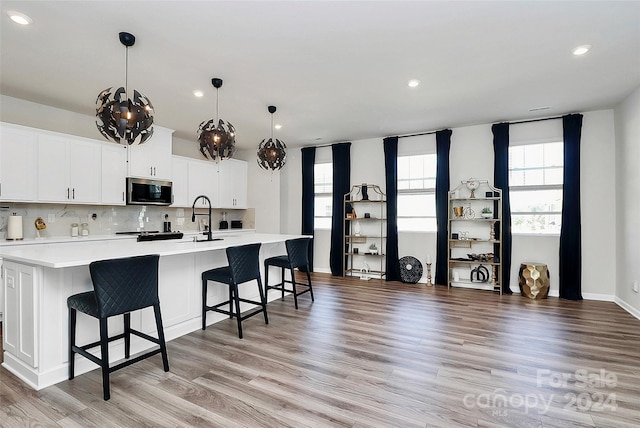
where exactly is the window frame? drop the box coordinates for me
[396,153,437,233]
[313,162,333,230]
[508,141,564,235]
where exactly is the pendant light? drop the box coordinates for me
[96,32,154,145]
[257,105,287,171]
[197,78,236,161]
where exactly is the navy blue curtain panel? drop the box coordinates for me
[435,129,452,286]
[559,114,583,300]
[301,147,316,271]
[329,143,351,276]
[383,136,400,281]
[492,123,513,294]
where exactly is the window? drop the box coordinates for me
[397,154,437,232]
[509,142,563,234]
[314,163,332,229]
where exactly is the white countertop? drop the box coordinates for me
[0,232,306,268]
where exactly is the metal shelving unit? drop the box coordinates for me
[448,179,502,294]
[343,184,386,280]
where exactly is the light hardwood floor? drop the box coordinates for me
[1,273,639,427]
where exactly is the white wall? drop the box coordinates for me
[614,85,640,316]
[278,110,618,298]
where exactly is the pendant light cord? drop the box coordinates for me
[270,112,274,140]
[124,45,129,99]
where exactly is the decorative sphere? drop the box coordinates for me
[96,87,154,145]
[257,137,287,171]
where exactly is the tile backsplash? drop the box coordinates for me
[0,203,255,239]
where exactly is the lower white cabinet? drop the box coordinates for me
[3,261,38,368]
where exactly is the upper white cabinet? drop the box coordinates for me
[101,144,127,205]
[0,123,38,202]
[218,159,247,209]
[189,158,219,208]
[127,126,173,180]
[37,134,101,204]
[170,156,189,207]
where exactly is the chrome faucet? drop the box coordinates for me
[191,195,212,241]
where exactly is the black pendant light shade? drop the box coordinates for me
[257,105,287,171]
[96,32,154,145]
[197,78,236,161]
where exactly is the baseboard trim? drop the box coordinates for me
[614,297,640,321]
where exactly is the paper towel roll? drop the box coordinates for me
[7,214,23,240]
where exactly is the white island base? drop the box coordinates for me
[1,233,303,390]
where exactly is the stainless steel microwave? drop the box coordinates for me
[126,177,173,206]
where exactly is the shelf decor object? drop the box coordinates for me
[96,32,155,146]
[343,184,386,280]
[257,105,287,171]
[197,77,236,161]
[448,178,502,295]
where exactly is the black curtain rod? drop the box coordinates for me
[397,130,437,139]
[509,115,563,125]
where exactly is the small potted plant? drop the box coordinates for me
[481,207,493,219]
[368,243,379,255]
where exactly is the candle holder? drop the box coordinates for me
[426,262,433,287]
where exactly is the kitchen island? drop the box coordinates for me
[1,232,307,390]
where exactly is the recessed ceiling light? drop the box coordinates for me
[408,79,420,88]
[572,45,591,56]
[193,90,204,98]
[274,124,282,130]
[8,11,33,25]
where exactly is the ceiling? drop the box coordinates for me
[1,1,639,150]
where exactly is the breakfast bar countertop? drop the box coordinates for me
[0,232,305,268]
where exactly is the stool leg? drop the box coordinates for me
[290,267,299,310]
[153,303,170,372]
[232,283,243,339]
[202,278,207,330]
[99,318,111,401]
[68,308,76,380]
[124,312,131,359]
[306,268,315,302]
[256,275,269,325]
[229,287,234,319]
[281,267,285,299]
[264,263,270,301]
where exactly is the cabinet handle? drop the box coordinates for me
[72,188,75,199]
[150,166,153,176]
[122,191,125,202]
[67,188,70,199]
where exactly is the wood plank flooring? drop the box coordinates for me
[1,273,639,427]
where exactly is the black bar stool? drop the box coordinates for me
[264,238,314,309]
[201,243,268,338]
[67,254,169,401]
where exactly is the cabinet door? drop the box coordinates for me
[171,157,189,207]
[127,126,173,180]
[0,124,37,201]
[37,134,69,202]
[3,261,38,368]
[69,140,101,203]
[218,159,247,209]
[101,144,127,205]
[188,160,218,207]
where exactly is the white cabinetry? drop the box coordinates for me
[3,261,38,367]
[37,134,101,204]
[189,159,219,207]
[127,126,173,180]
[219,159,247,209]
[171,156,189,207]
[101,144,127,205]
[0,123,38,202]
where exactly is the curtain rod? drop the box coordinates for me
[397,130,437,139]
[509,115,563,125]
